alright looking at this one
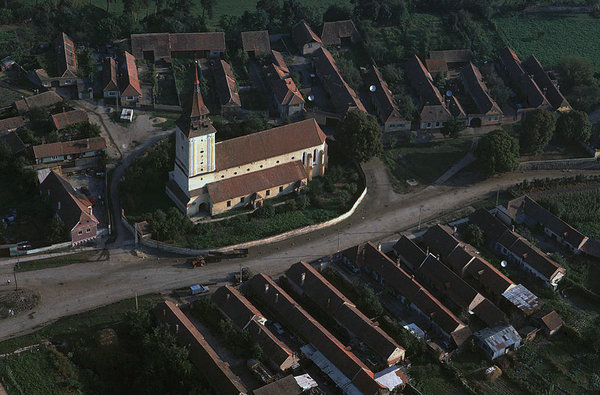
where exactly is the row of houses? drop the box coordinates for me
[247,272,408,394]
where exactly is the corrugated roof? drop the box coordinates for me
[476,325,521,355]
[501,284,541,316]
[214,118,326,171]
[206,160,306,203]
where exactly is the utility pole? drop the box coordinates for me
[239,262,243,285]
[337,231,340,253]
[135,292,139,312]
[13,255,19,291]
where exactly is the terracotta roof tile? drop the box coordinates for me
[33,137,106,160]
[365,65,406,125]
[0,116,27,132]
[522,55,571,111]
[55,32,77,78]
[425,59,448,74]
[212,59,241,107]
[320,20,361,46]
[102,57,118,92]
[270,77,304,106]
[214,118,326,171]
[461,62,503,115]
[51,110,89,130]
[14,91,62,113]
[241,30,271,55]
[292,20,322,47]
[206,161,306,203]
[429,49,472,63]
[120,51,141,97]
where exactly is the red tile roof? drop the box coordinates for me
[154,301,247,394]
[102,57,118,92]
[241,30,271,55]
[271,50,289,74]
[365,65,406,125]
[429,49,472,63]
[292,20,322,47]
[55,32,77,78]
[248,274,384,395]
[539,310,563,333]
[176,64,215,139]
[170,32,225,52]
[312,47,367,114]
[214,118,326,171]
[522,55,571,111]
[120,51,141,97]
[320,20,361,46]
[14,91,62,113]
[270,77,304,106]
[0,116,27,132]
[33,137,106,160]
[286,262,405,365]
[51,110,89,130]
[461,62,503,115]
[206,160,306,203]
[425,58,448,75]
[212,59,241,107]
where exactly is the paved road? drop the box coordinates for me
[1,160,599,341]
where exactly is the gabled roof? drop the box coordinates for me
[498,47,524,85]
[0,131,25,155]
[469,209,509,242]
[212,59,241,107]
[365,65,406,125]
[429,49,472,63]
[55,32,77,78]
[270,77,304,106]
[170,32,226,52]
[271,50,289,75]
[320,20,362,46]
[292,20,322,47]
[418,254,484,311]
[51,110,89,130]
[39,170,98,232]
[312,47,366,114]
[14,91,62,113]
[464,256,514,296]
[421,224,461,258]
[214,118,326,171]
[506,195,587,249]
[241,30,271,55]
[475,325,521,355]
[102,57,118,92]
[461,62,502,115]
[425,59,448,75]
[248,274,384,395]
[393,236,427,269]
[33,137,106,160]
[509,238,565,280]
[206,161,307,204]
[538,310,563,332]
[154,301,247,394]
[406,55,452,123]
[522,55,571,111]
[501,284,541,316]
[0,115,27,132]
[472,298,507,327]
[285,262,405,365]
[119,51,141,97]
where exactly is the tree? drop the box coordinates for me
[323,4,352,21]
[335,109,383,162]
[476,129,519,175]
[555,110,591,143]
[558,56,594,90]
[441,117,466,138]
[463,224,484,248]
[395,93,415,120]
[482,67,511,106]
[520,109,555,154]
[200,0,216,19]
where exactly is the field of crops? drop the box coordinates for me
[494,13,600,71]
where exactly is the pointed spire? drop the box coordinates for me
[193,61,200,93]
[189,61,209,118]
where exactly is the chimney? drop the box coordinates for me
[264,284,269,293]
[377,243,382,251]
[57,201,61,210]
[275,293,279,303]
[512,225,515,232]
[175,324,179,334]
[300,272,306,286]
[226,293,230,301]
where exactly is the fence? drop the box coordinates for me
[518,157,600,171]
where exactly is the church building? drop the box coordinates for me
[166,65,328,216]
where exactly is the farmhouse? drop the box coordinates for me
[39,169,99,245]
[51,110,89,130]
[119,51,141,106]
[154,301,247,395]
[470,209,566,289]
[461,62,503,127]
[320,20,362,47]
[270,77,304,120]
[522,55,571,112]
[211,285,298,372]
[312,47,366,115]
[428,49,472,78]
[166,65,327,217]
[475,325,521,360]
[33,137,106,164]
[499,195,588,253]
[285,261,405,366]
[405,55,452,129]
[14,91,63,113]
[364,65,410,132]
[241,30,271,57]
[212,59,241,116]
[0,116,27,133]
[131,32,225,62]
[28,33,80,90]
[248,273,386,395]
[102,57,119,98]
[292,20,322,55]
[0,131,26,155]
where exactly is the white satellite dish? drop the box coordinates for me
[446,90,453,97]
[307,95,315,102]
[369,85,377,93]
[500,260,508,268]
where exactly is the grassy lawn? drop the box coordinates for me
[494,13,600,71]
[155,71,179,106]
[16,251,100,273]
[0,84,31,108]
[151,110,179,130]
[382,137,473,192]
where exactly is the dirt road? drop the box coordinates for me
[1,162,598,341]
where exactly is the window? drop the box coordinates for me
[234,172,237,175]
[260,165,263,168]
[276,160,280,164]
[266,190,270,196]
[78,230,83,235]
[126,96,134,101]
[313,149,318,164]
[65,79,72,84]
[227,201,231,207]
[279,186,283,192]
[240,197,244,203]
[427,122,432,128]
[221,175,224,178]
[86,228,91,233]
[291,156,295,160]
[435,122,440,127]
[247,168,250,172]
[302,152,306,163]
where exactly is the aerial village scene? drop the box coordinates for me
[1,0,600,394]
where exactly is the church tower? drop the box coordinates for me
[174,63,216,179]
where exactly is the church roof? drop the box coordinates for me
[214,118,326,171]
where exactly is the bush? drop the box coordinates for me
[463,224,484,248]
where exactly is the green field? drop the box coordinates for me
[16,251,100,273]
[494,13,600,71]
[383,137,473,192]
